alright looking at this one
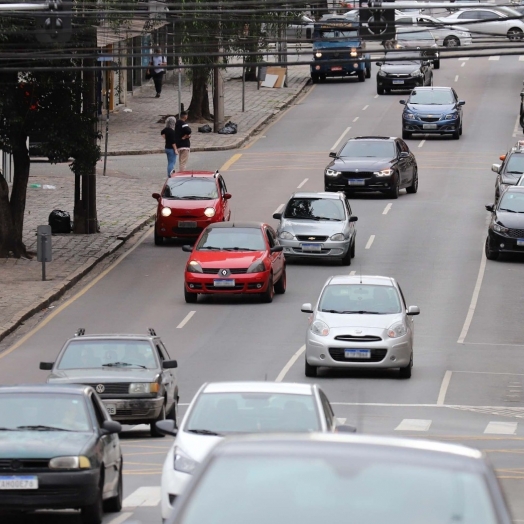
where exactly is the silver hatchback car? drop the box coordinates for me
[273,192,358,265]
[302,275,420,378]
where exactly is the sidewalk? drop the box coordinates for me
[0,65,311,343]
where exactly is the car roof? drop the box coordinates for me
[0,384,90,395]
[327,275,396,286]
[502,186,524,194]
[351,136,396,141]
[412,86,453,91]
[207,222,265,229]
[66,334,156,342]
[202,382,315,395]
[168,171,218,179]
[290,191,344,200]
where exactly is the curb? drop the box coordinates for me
[0,212,156,346]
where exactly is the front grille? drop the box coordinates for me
[334,335,382,342]
[507,228,524,238]
[419,116,441,123]
[293,248,331,254]
[202,268,248,274]
[0,487,81,504]
[296,235,328,242]
[116,408,151,417]
[0,459,49,471]
[341,171,374,180]
[388,74,410,78]
[205,284,245,291]
[329,348,387,362]
[84,382,130,394]
[172,227,203,235]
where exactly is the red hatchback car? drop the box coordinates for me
[182,222,287,303]
[152,171,231,245]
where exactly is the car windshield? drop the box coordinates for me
[339,140,395,158]
[408,89,455,105]
[397,30,434,40]
[196,227,266,251]
[185,392,320,434]
[164,177,218,200]
[0,393,91,432]
[498,192,524,213]
[505,154,524,174]
[178,455,498,524]
[319,284,402,314]
[284,198,345,221]
[384,52,422,65]
[57,340,158,369]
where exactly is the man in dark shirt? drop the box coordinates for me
[161,116,178,177]
[174,111,191,171]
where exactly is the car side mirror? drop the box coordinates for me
[491,164,500,173]
[270,245,283,253]
[162,359,178,369]
[376,61,383,66]
[155,419,178,437]
[399,151,410,158]
[224,193,232,200]
[458,100,465,106]
[499,155,506,161]
[349,216,358,222]
[301,303,313,313]
[273,212,282,220]
[152,192,161,200]
[485,204,494,212]
[407,305,420,316]
[101,420,121,435]
[335,424,357,433]
[39,362,54,370]
[399,100,406,105]
[182,245,193,252]
[329,151,337,158]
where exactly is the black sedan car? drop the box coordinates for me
[485,186,524,260]
[376,52,433,95]
[0,384,122,524]
[325,136,418,199]
[400,86,465,140]
[492,141,524,202]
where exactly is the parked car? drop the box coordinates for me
[273,191,358,265]
[40,328,179,438]
[152,170,231,245]
[301,275,420,378]
[286,14,314,40]
[491,140,524,201]
[385,27,440,68]
[156,381,355,521]
[376,51,433,95]
[164,433,512,524]
[0,384,123,524]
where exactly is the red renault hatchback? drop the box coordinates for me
[152,171,231,245]
[182,222,286,303]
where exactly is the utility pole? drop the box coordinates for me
[213,0,224,133]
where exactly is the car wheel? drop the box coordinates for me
[377,85,384,95]
[167,399,178,428]
[508,27,524,40]
[351,238,356,258]
[103,463,123,513]
[402,130,412,140]
[154,229,164,246]
[311,74,319,84]
[150,404,166,438]
[399,354,413,379]
[261,274,274,303]
[388,175,400,199]
[444,36,460,47]
[406,168,418,194]
[485,236,499,260]
[452,128,460,140]
[341,246,352,266]
[433,60,440,70]
[459,124,463,136]
[365,65,371,78]
[81,476,104,524]
[305,359,318,378]
[357,70,365,82]
[274,267,287,295]
[184,286,198,304]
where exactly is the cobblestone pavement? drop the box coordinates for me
[0,64,311,343]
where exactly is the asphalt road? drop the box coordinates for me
[3,53,524,523]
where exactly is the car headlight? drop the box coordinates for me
[315,51,322,58]
[411,70,423,77]
[404,113,416,120]
[493,222,509,235]
[174,448,199,475]
[378,70,387,77]
[187,260,203,273]
[161,207,172,217]
[311,319,329,337]
[279,231,295,240]
[49,456,91,469]
[444,112,458,120]
[325,168,341,177]
[247,259,266,273]
[350,47,358,57]
[204,207,216,218]
[129,382,159,394]
[374,168,393,177]
[387,321,408,338]
[330,233,346,241]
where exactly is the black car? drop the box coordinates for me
[40,328,179,437]
[400,86,465,140]
[492,141,524,202]
[485,186,524,260]
[376,52,433,95]
[0,384,122,524]
[324,136,418,199]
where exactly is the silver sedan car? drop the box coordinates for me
[302,275,420,378]
[273,192,358,265]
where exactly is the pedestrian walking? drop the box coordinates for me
[151,47,167,98]
[161,117,178,177]
[175,111,191,171]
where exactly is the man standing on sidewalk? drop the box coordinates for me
[175,111,191,171]
[151,48,167,98]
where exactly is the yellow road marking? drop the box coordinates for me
[220,153,242,171]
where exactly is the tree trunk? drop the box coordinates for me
[187,68,212,122]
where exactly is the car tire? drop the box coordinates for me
[81,476,104,524]
[452,128,460,140]
[103,464,123,513]
[357,70,365,82]
[154,229,164,246]
[388,175,400,199]
[305,359,318,378]
[377,85,384,95]
[444,36,460,47]
[261,274,274,303]
[485,237,499,261]
[402,130,412,140]
[365,64,371,78]
[311,74,319,84]
[406,168,418,194]
[150,404,167,438]
[399,354,413,379]
[508,27,524,40]
[274,267,287,295]
[459,124,463,136]
[341,246,352,266]
[184,286,198,304]
[351,238,356,259]
[433,60,440,70]
[167,400,178,428]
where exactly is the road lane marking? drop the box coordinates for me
[331,126,351,151]
[418,139,425,148]
[349,270,356,275]
[457,242,487,344]
[437,370,453,406]
[520,56,524,61]
[461,62,465,67]
[0,226,153,361]
[108,513,133,524]
[374,94,379,98]
[458,57,469,61]
[273,203,284,216]
[353,117,359,122]
[177,311,196,329]
[395,419,432,431]
[297,178,308,189]
[489,56,500,61]
[123,486,162,508]
[485,422,518,435]
[382,203,392,215]
[362,105,369,110]
[365,235,375,249]
[220,153,242,171]
[276,345,306,382]
[454,75,459,82]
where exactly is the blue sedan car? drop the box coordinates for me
[400,86,465,140]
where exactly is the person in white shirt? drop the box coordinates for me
[151,48,167,98]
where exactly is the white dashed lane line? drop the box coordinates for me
[331,126,351,151]
[276,345,306,382]
[177,311,196,329]
[418,140,425,148]
[365,235,375,249]
[382,203,392,215]
[458,57,469,61]
[353,117,359,122]
[374,94,379,99]
[520,56,524,61]
[489,56,500,61]
[395,419,432,432]
[461,62,466,67]
[349,270,356,276]
[273,203,285,215]
[455,75,459,82]
[362,105,369,110]
[297,178,308,189]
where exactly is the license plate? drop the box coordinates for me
[423,124,437,129]
[348,179,365,186]
[344,349,371,359]
[0,476,38,490]
[331,66,342,71]
[106,404,117,415]
[178,221,197,228]
[517,239,524,247]
[392,80,404,84]
[301,243,322,252]
[213,279,235,287]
